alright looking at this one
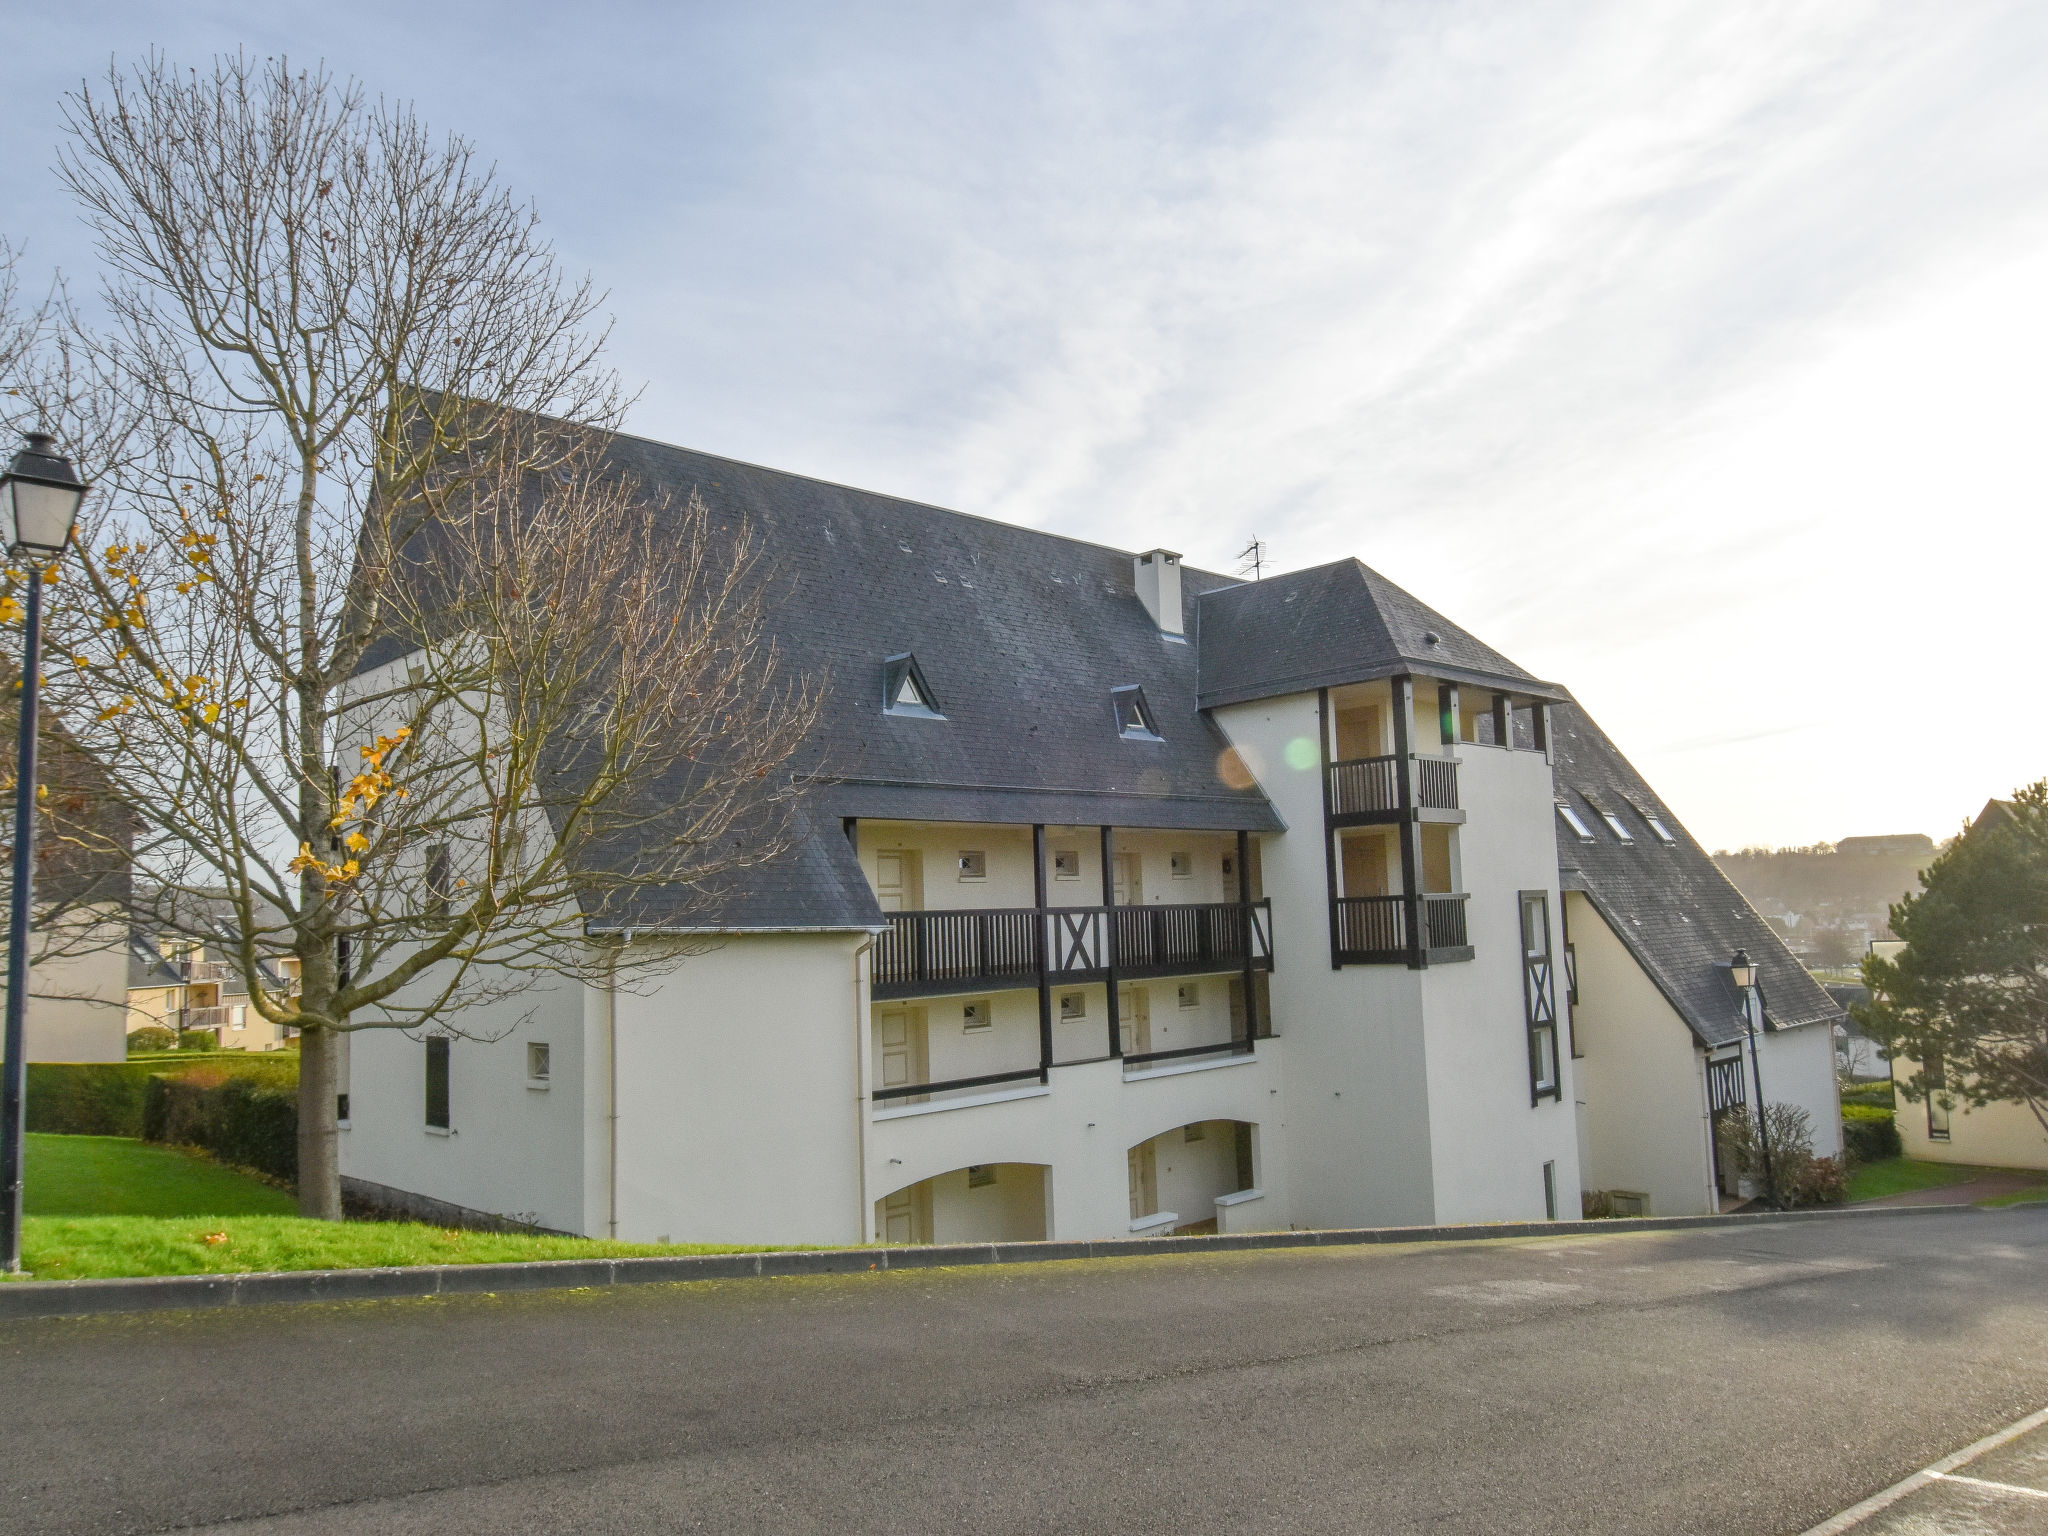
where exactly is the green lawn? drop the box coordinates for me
[26,1133,295,1217]
[10,1133,816,1282]
[1846,1156,2042,1203]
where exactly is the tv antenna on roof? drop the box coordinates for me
[1236,538,1268,580]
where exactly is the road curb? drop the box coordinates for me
[0,1201,1980,1322]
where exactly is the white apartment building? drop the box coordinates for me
[340,434,1839,1242]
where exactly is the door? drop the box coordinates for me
[1128,1141,1158,1220]
[880,1183,928,1244]
[874,849,923,911]
[1118,985,1151,1056]
[1114,852,1143,906]
[1340,832,1390,898]
[1334,703,1383,760]
[876,1008,928,1099]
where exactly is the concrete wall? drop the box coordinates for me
[1893,1056,2048,1170]
[1420,736,1581,1225]
[1565,893,1715,1217]
[924,1163,1050,1243]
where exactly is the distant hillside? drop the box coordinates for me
[1711,837,1940,966]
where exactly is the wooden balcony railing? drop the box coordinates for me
[1332,893,1471,964]
[1326,754,1459,818]
[872,899,1273,1001]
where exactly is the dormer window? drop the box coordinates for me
[882,652,943,718]
[1632,802,1678,844]
[1112,685,1162,741]
[1556,802,1595,841]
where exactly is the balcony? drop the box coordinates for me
[872,900,1274,1001]
[1332,893,1472,966]
[1325,754,1461,824]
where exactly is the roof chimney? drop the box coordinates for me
[1133,549,1183,636]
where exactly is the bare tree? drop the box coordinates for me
[4,56,817,1217]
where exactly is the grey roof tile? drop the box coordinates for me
[1551,700,1843,1048]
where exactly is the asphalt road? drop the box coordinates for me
[5,1207,2046,1536]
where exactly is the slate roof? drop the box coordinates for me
[1550,699,1843,1049]
[1194,558,1564,710]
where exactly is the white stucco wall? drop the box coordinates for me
[1421,737,1581,1225]
[1758,1019,1842,1162]
[341,967,590,1232]
[1213,693,1437,1229]
[1893,1056,2048,1169]
[1565,893,1716,1217]
[16,931,128,1062]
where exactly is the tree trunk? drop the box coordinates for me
[297,1023,342,1219]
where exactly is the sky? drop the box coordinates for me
[4,2,2044,852]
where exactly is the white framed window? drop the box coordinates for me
[957,850,986,880]
[882,652,944,718]
[962,1000,992,1031]
[1555,803,1595,841]
[1059,990,1086,1021]
[1597,810,1633,843]
[1177,982,1201,1010]
[1053,848,1080,880]
[1169,851,1193,879]
[1112,685,1163,741]
[230,1005,246,1031]
[527,1042,551,1082]
[1633,803,1677,844]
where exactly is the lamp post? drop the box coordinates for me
[1730,947,1776,1210]
[1,431,88,1273]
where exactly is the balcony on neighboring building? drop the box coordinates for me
[1325,752,1462,824]
[1331,892,1472,966]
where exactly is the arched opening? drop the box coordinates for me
[873,1163,1049,1245]
[1126,1120,1258,1235]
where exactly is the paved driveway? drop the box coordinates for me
[4,1207,2046,1535]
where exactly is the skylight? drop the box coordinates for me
[1556,802,1595,841]
[1112,685,1162,741]
[882,653,943,719]
[1637,805,1677,844]
[1599,810,1633,843]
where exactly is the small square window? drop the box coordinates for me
[1556,803,1595,841]
[1053,848,1080,880]
[1183,1122,1206,1143]
[1169,851,1193,879]
[1059,990,1086,1021]
[967,1164,997,1188]
[527,1042,551,1081]
[962,1000,992,1031]
[957,850,986,880]
[1178,982,1200,1010]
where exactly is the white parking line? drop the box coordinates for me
[1798,1404,2048,1534]
[1932,1472,2048,1501]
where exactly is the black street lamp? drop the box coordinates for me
[1730,947,1776,1210]
[1,432,88,1273]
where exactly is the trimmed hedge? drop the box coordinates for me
[144,1075,297,1184]
[24,1055,298,1138]
[1841,1081,1896,1109]
[1842,1102,1902,1164]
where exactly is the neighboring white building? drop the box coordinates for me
[339,435,1824,1242]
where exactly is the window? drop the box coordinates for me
[1053,848,1080,880]
[1183,1122,1206,1143]
[1177,982,1200,1010]
[1520,892,1561,1104]
[230,1005,246,1031]
[1112,685,1162,741]
[1059,990,1086,1021]
[1635,804,1677,844]
[336,1093,351,1124]
[967,1164,997,1188]
[1556,803,1595,841]
[1926,1051,1951,1140]
[957,850,986,880]
[962,1000,992,1031]
[881,652,944,718]
[425,845,453,918]
[425,1036,450,1129]
[1597,810,1633,843]
[527,1042,551,1082]
[1169,851,1192,879]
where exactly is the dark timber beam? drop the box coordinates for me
[1101,824,1121,1056]
[1237,828,1258,1043]
[1034,824,1052,1082]
[1320,687,1341,970]
[1392,674,1426,970]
